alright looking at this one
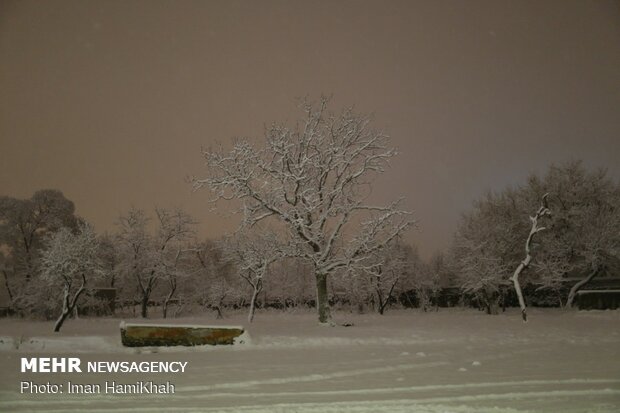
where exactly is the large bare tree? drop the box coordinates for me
[194,97,413,323]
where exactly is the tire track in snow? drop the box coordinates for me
[1,388,618,412]
[2,379,618,406]
[179,361,450,392]
[177,378,620,398]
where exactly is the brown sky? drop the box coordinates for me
[1,0,619,257]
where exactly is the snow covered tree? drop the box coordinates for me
[154,208,197,318]
[116,207,196,318]
[0,190,79,277]
[450,161,620,312]
[222,229,284,323]
[192,239,240,318]
[265,257,315,308]
[528,162,620,308]
[355,239,413,314]
[97,234,119,288]
[408,250,442,312]
[450,190,524,314]
[193,96,413,323]
[39,223,100,332]
[0,190,80,313]
[427,252,455,295]
[116,208,152,317]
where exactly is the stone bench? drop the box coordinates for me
[120,322,245,347]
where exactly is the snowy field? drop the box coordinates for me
[0,308,619,413]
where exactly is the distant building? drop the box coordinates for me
[575,254,620,310]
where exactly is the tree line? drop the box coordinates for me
[1,99,619,331]
[0,192,439,330]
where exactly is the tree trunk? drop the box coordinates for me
[140,295,149,318]
[215,305,223,319]
[377,276,398,315]
[566,267,600,308]
[248,281,262,323]
[2,270,13,304]
[315,273,332,324]
[377,292,385,315]
[162,283,177,319]
[418,290,429,312]
[54,276,86,332]
[510,194,550,322]
[54,286,71,332]
[374,276,385,315]
[512,258,530,322]
[557,290,564,308]
[483,290,500,315]
[54,309,71,332]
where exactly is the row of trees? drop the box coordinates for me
[1,166,618,331]
[1,99,618,330]
[0,193,440,330]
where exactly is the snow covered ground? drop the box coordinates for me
[0,308,619,412]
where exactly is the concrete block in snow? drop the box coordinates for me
[120,322,244,347]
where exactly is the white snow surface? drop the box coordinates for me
[1,308,619,412]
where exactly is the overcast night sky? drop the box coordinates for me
[1,0,619,257]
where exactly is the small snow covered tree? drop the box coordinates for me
[194,96,413,323]
[97,234,119,288]
[116,208,152,317]
[192,239,241,318]
[409,254,441,312]
[223,229,284,322]
[116,207,196,318]
[357,239,413,314]
[426,252,454,308]
[154,208,197,318]
[450,192,523,314]
[40,224,100,332]
[266,257,314,308]
[161,245,191,319]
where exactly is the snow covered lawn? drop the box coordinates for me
[0,308,619,412]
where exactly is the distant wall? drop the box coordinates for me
[576,290,620,310]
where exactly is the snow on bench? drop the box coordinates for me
[120,322,245,347]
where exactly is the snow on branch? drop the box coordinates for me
[192,96,414,323]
